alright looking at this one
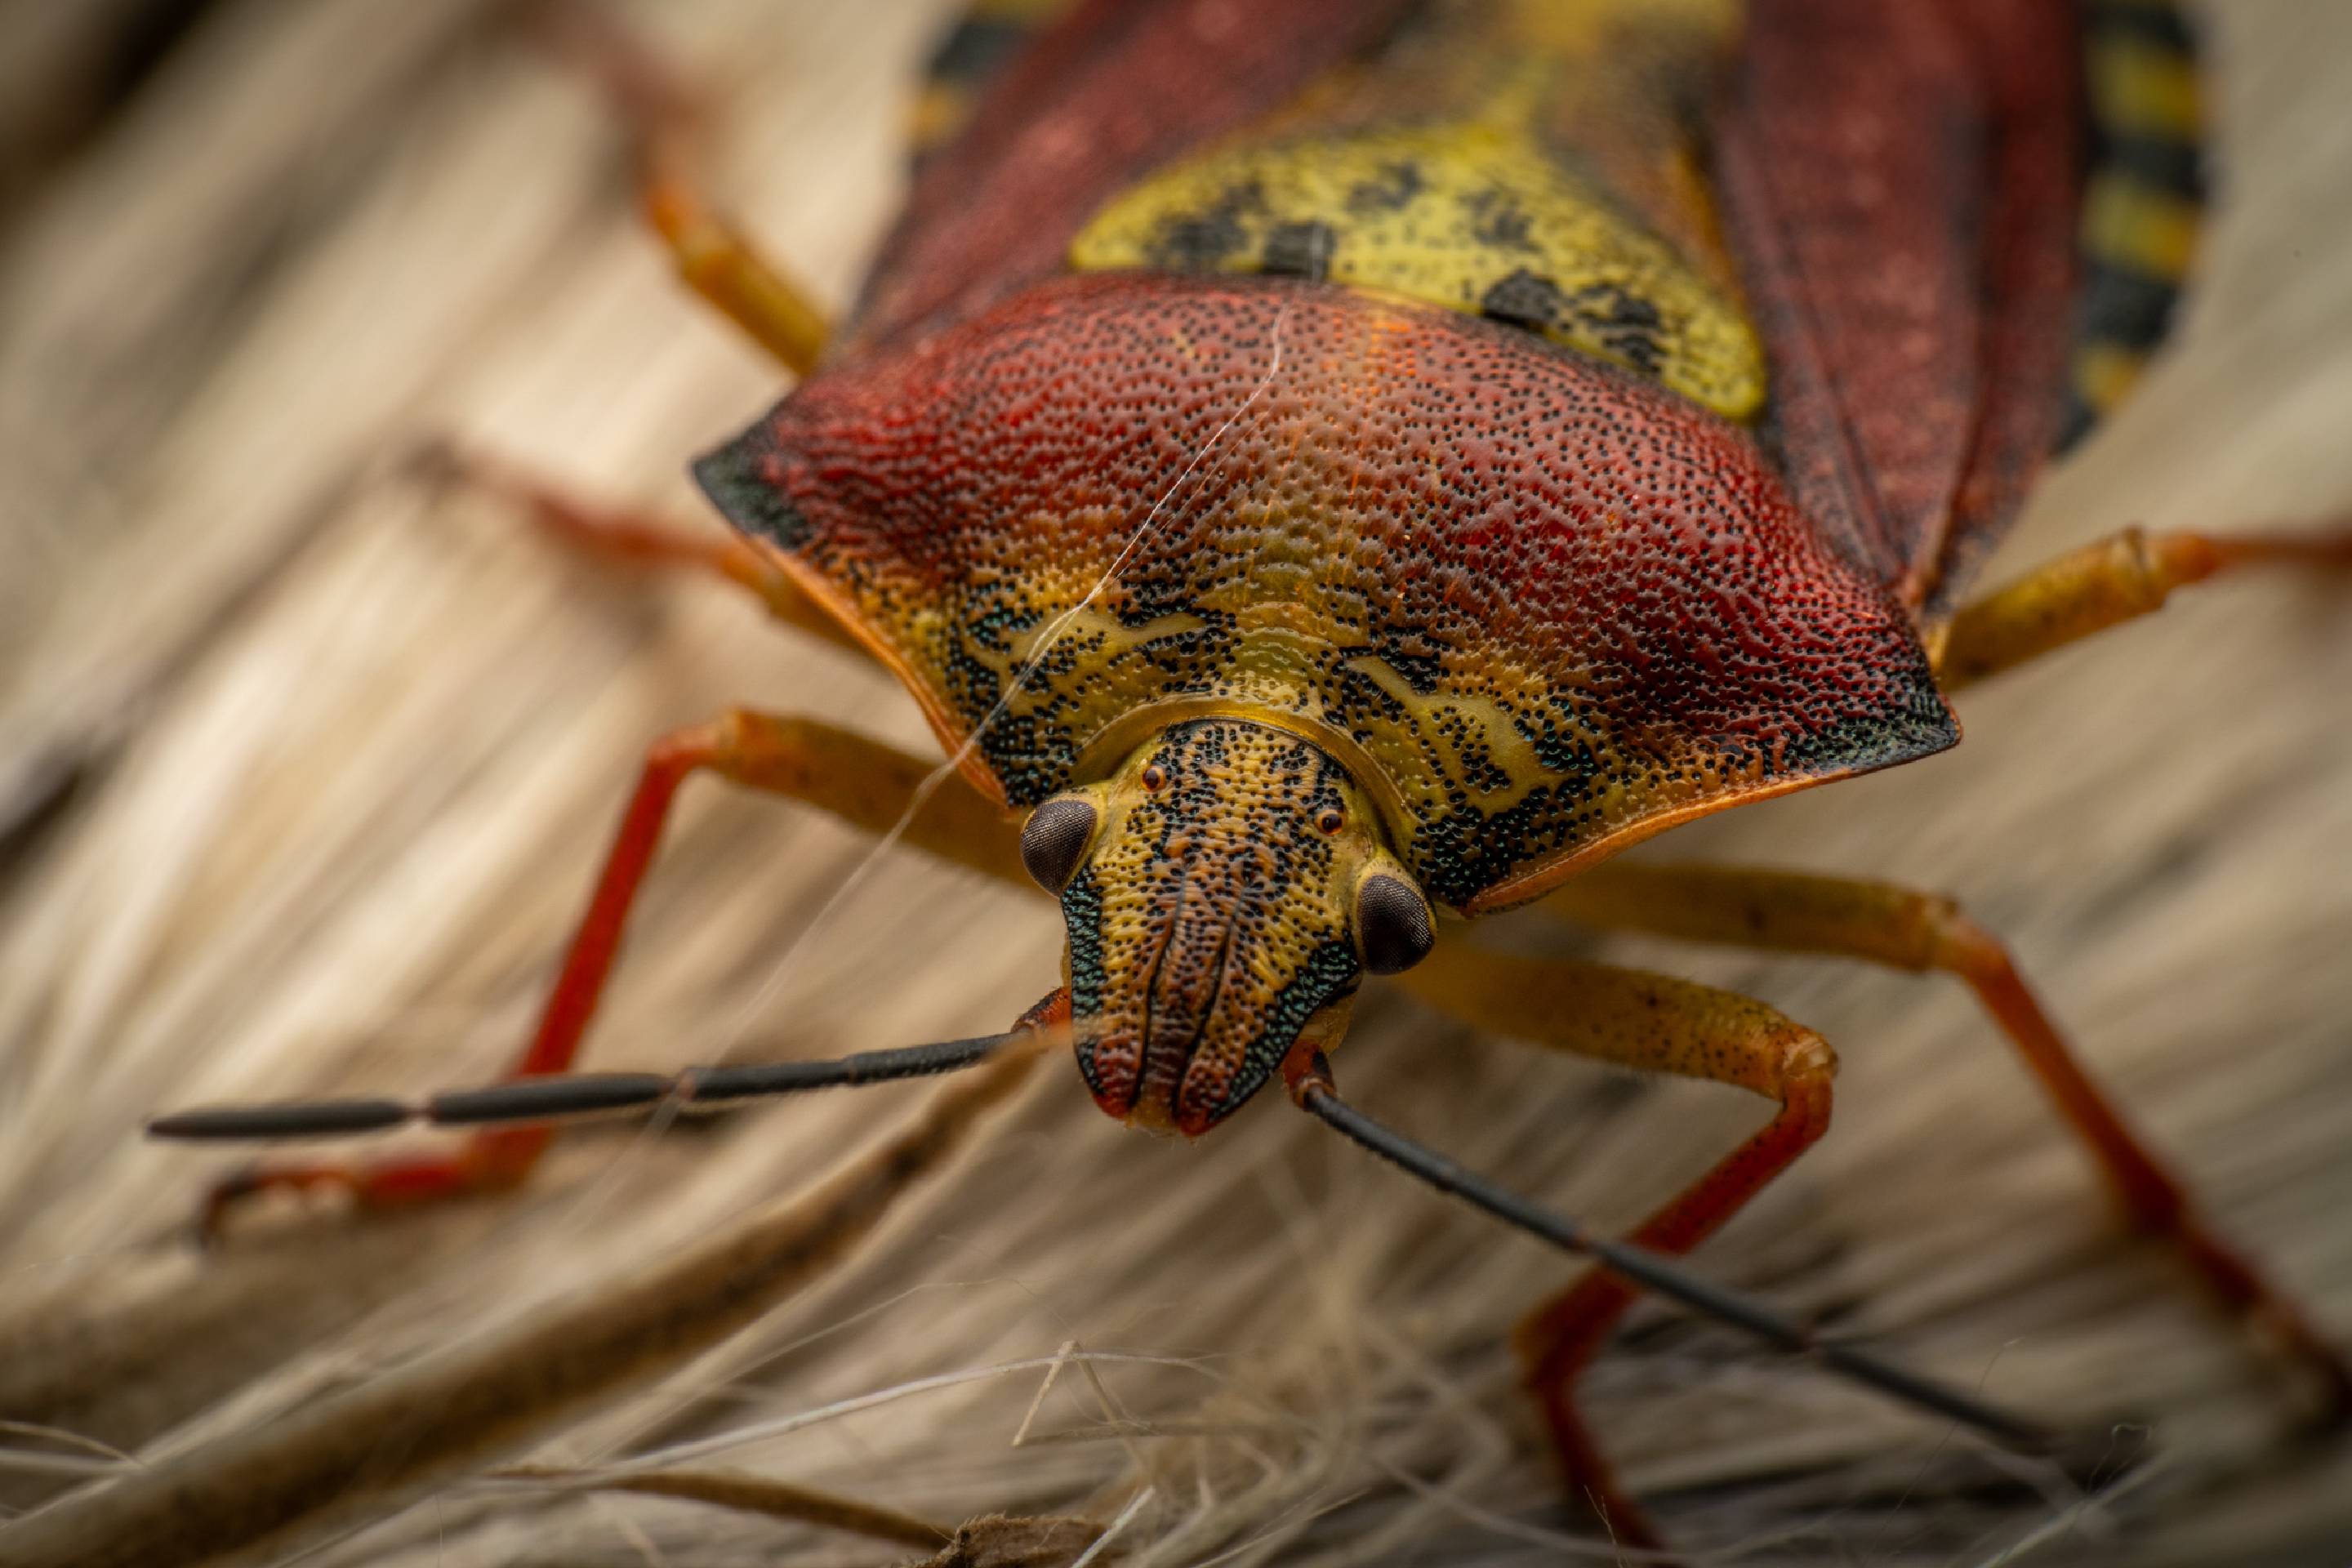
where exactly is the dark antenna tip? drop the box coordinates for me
[145,1031,1029,1146]
[1289,1052,2057,1454]
[149,1099,414,1142]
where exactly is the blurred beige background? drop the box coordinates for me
[2,2,2349,1563]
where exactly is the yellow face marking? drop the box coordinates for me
[1052,718,1419,1134]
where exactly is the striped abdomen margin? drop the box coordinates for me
[2060,0,2208,450]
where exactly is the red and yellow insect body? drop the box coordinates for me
[673,0,2342,1537]
[150,0,2352,1557]
[700,273,1953,1126]
[698,0,1995,1132]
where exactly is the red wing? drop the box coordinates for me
[842,0,1415,357]
[1717,0,2088,615]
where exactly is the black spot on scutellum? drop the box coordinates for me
[1021,796,1098,893]
[1262,220,1338,281]
[1345,158,1423,214]
[1480,267,1566,333]
[1144,180,1267,272]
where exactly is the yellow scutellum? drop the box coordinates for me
[1070,0,1765,421]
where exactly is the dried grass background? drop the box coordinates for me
[3,1,2350,1563]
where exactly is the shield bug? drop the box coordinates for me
[129,0,2352,1558]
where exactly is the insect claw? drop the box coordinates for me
[195,1166,260,1249]
[196,1160,360,1248]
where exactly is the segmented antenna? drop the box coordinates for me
[150,1031,2055,1452]
[1290,1054,2055,1453]
[146,1031,1017,1143]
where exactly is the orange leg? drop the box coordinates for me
[1936,523,2352,690]
[205,711,1025,1236]
[528,0,830,373]
[408,440,870,657]
[1400,944,1839,1550]
[1548,863,2352,1420]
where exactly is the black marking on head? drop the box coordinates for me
[1220,938,1358,1126]
[1064,867,1110,1094]
[693,433,810,551]
[1022,797,1098,892]
[1357,875,1435,974]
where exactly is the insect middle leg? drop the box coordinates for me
[529,0,830,373]
[1399,944,1839,1551]
[1547,862,2352,1417]
[205,713,1025,1234]
[408,440,871,657]
[1936,523,2352,690]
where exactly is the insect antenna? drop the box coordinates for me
[146,1031,1017,1143]
[1289,1052,2056,1453]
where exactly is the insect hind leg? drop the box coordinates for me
[203,711,1027,1238]
[1548,862,2352,1425]
[1936,523,2352,691]
[1398,943,1840,1552]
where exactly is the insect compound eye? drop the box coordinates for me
[1020,796,1098,893]
[1356,873,1435,975]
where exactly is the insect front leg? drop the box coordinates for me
[529,0,831,374]
[1935,523,2352,690]
[1398,945,1839,1553]
[1547,862,2352,1419]
[406,439,872,657]
[203,711,1026,1236]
